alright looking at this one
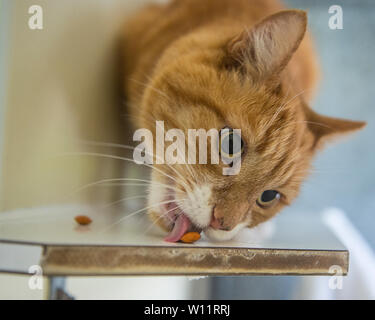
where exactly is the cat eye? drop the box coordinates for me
[219,127,244,159]
[256,190,280,208]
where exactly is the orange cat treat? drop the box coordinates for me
[74,215,92,226]
[180,232,201,243]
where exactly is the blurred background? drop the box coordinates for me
[0,0,374,299]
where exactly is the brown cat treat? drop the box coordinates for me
[123,0,365,242]
[74,215,92,226]
[180,232,201,244]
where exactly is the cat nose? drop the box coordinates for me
[210,207,230,231]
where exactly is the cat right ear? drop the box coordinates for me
[225,10,307,80]
[304,105,366,150]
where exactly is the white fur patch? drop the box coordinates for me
[204,222,249,241]
[178,184,213,228]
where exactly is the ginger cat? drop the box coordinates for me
[122,0,365,242]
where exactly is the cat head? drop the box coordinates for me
[138,10,365,241]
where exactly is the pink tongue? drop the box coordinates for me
[164,214,191,242]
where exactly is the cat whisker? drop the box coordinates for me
[120,110,207,189]
[128,77,173,104]
[264,88,310,133]
[59,152,188,192]
[79,140,193,191]
[92,183,151,187]
[142,199,187,236]
[272,120,333,137]
[99,198,182,233]
[153,119,198,190]
[131,109,198,181]
[73,178,179,195]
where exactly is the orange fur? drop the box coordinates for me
[122,0,365,237]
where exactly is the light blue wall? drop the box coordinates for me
[284,0,375,249]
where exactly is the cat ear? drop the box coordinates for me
[226,10,307,79]
[304,106,366,149]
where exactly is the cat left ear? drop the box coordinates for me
[304,105,366,149]
[225,10,307,79]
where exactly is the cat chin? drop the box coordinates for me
[203,222,248,242]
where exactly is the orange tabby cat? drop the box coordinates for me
[122,0,365,242]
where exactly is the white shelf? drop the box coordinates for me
[0,205,348,276]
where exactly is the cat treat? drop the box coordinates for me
[74,215,92,226]
[164,213,202,243]
[180,232,201,244]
